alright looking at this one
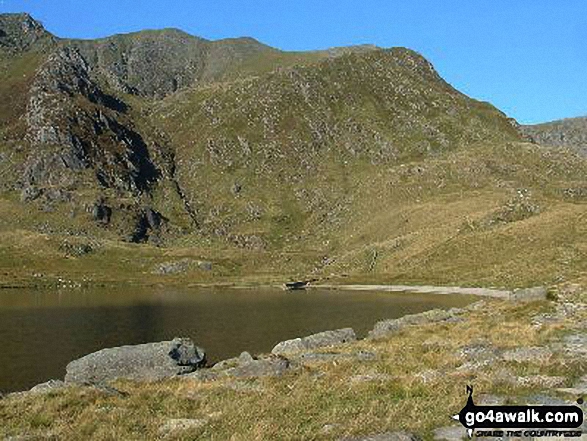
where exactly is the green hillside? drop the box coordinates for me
[0,12,585,289]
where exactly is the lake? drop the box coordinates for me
[0,286,475,392]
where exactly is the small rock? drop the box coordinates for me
[159,418,206,437]
[238,351,254,363]
[561,334,587,356]
[510,286,548,302]
[226,355,291,378]
[458,342,500,362]
[432,426,467,441]
[211,351,262,373]
[415,369,442,383]
[464,300,486,311]
[502,346,552,363]
[198,261,213,271]
[321,423,339,434]
[476,394,506,405]
[28,379,66,394]
[154,259,192,275]
[272,328,357,355]
[517,375,566,388]
[492,368,518,386]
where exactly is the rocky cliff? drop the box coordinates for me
[521,117,587,157]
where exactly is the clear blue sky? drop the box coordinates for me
[2,0,585,124]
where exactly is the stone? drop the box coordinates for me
[226,355,291,378]
[509,286,548,302]
[198,261,213,271]
[458,342,500,362]
[432,426,467,441]
[65,337,206,384]
[516,375,566,388]
[476,394,506,405]
[159,418,207,437]
[298,350,377,364]
[238,351,254,363]
[561,334,587,356]
[153,259,192,275]
[415,369,443,383]
[28,379,66,394]
[502,346,552,363]
[271,328,356,355]
[368,309,456,340]
[464,300,486,311]
[341,431,421,441]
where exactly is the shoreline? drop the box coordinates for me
[306,284,513,298]
[1,279,546,300]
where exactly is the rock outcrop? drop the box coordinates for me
[0,13,54,51]
[23,46,159,196]
[65,337,206,384]
[271,328,357,355]
[368,309,459,340]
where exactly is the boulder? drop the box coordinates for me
[271,328,357,355]
[154,259,192,275]
[227,355,290,378]
[65,337,206,384]
[368,309,455,340]
[191,353,291,380]
[509,286,548,302]
[28,379,66,394]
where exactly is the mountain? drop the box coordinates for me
[521,117,587,157]
[0,13,585,288]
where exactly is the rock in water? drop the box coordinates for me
[65,337,206,384]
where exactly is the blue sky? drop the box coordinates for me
[1,0,585,124]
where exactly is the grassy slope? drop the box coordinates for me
[1,139,585,289]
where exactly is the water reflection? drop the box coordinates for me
[0,286,475,392]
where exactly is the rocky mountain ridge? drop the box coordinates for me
[0,12,585,287]
[521,116,587,157]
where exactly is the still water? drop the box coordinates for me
[0,286,475,392]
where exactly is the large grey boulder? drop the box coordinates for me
[368,309,456,340]
[65,337,206,384]
[271,328,357,355]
